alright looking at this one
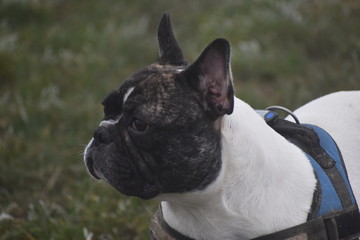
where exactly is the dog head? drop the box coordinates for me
[84,14,234,199]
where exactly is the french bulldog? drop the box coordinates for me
[84,14,360,239]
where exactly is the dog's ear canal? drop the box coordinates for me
[157,13,188,66]
[183,38,234,119]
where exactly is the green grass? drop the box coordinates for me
[0,0,359,239]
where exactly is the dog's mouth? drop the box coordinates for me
[84,143,134,182]
[84,139,162,199]
[84,139,101,180]
[85,155,100,180]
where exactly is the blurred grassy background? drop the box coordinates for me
[0,0,359,239]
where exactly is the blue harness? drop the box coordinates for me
[252,108,360,240]
[304,124,356,218]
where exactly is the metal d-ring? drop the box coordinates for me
[265,105,300,124]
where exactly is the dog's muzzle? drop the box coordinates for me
[84,122,119,180]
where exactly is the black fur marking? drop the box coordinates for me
[87,65,223,198]
[85,15,229,199]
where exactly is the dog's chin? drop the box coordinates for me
[109,179,161,200]
[85,155,160,200]
[99,171,161,200]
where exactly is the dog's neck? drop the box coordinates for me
[160,97,317,240]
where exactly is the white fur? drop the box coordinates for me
[123,87,135,104]
[159,91,360,240]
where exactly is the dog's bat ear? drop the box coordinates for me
[184,39,234,119]
[157,13,188,66]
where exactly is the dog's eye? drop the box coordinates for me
[131,118,149,132]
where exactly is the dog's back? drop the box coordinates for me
[293,91,360,201]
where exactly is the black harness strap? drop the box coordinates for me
[252,205,360,240]
[150,205,360,240]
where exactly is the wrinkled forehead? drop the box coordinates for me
[102,64,187,123]
[123,64,184,101]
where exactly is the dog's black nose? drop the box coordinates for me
[93,126,113,143]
